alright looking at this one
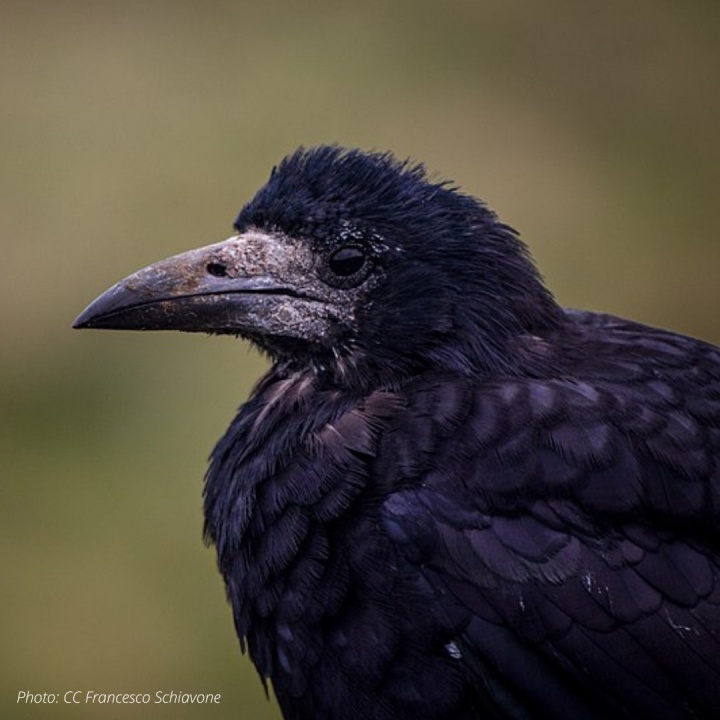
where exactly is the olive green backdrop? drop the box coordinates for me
[2,1,719,718]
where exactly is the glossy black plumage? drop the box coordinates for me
[75,147,720,719]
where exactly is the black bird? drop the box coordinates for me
[74,146,720,720]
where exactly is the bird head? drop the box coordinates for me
[74,146,563,387]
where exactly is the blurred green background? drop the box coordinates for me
[2,1,719,718]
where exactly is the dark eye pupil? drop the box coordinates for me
[329,247,366,277]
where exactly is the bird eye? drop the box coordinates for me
[329,247,366,277]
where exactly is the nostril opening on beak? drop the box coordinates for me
[207,262,228,278]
